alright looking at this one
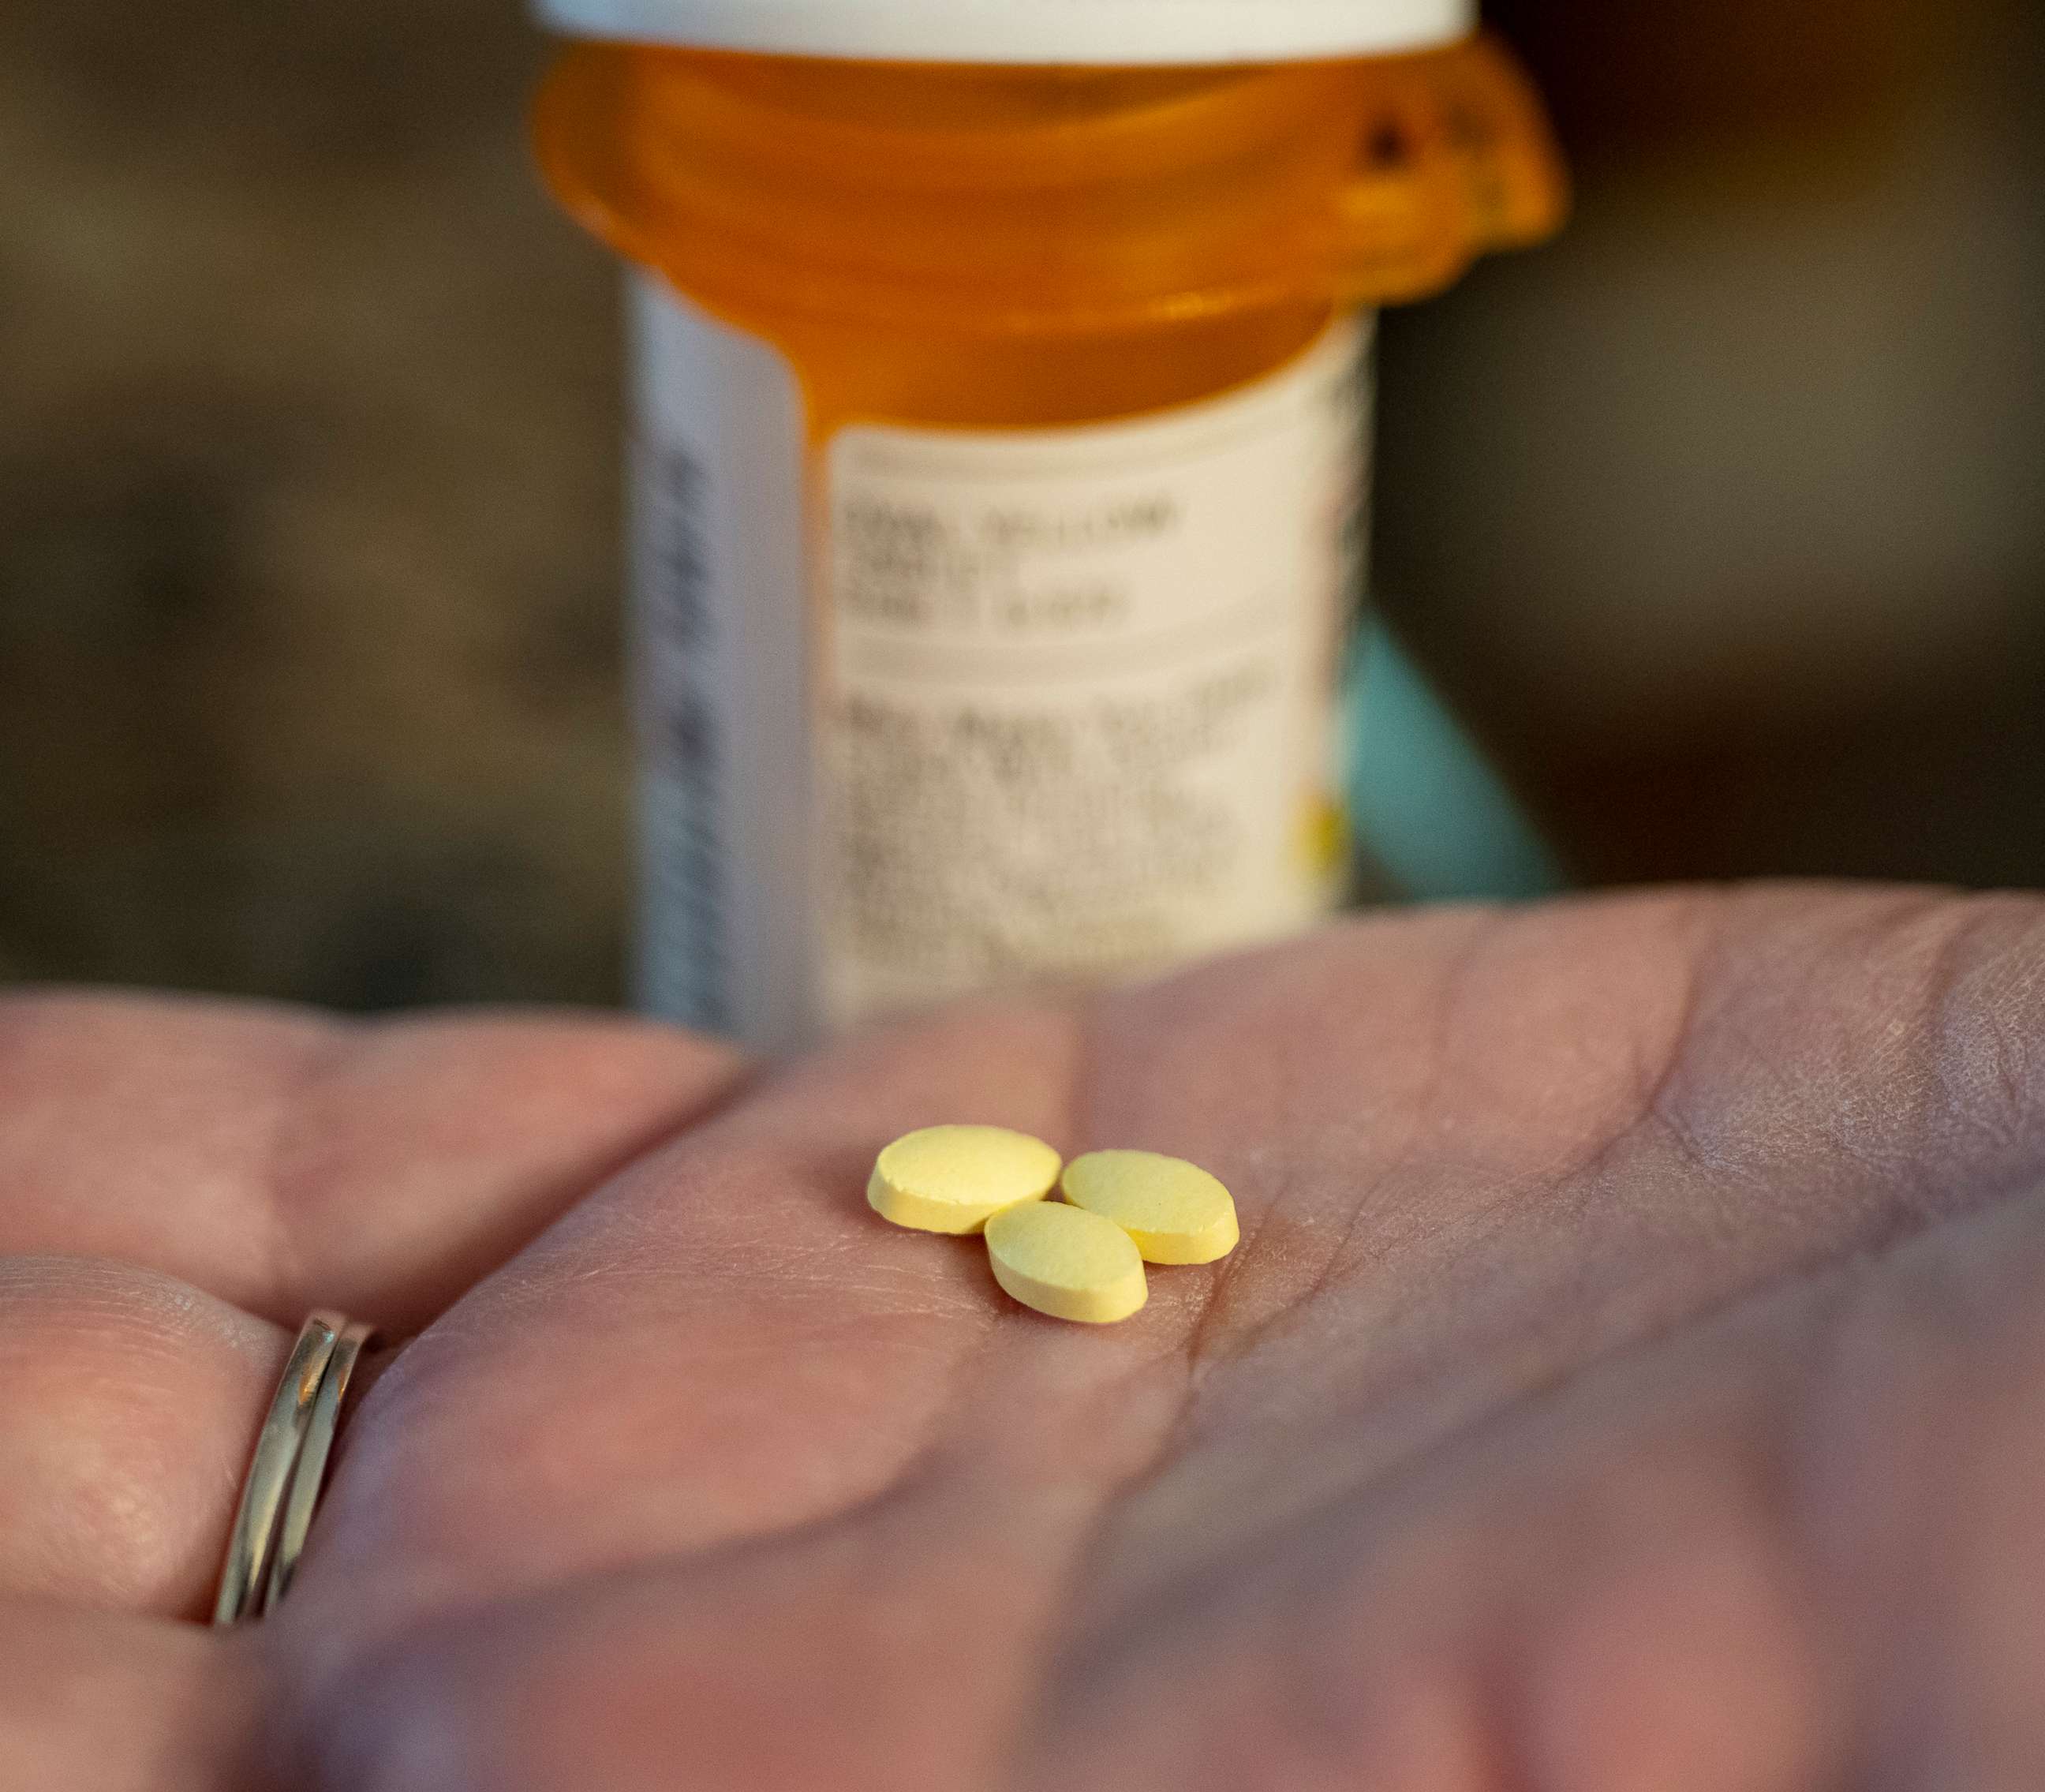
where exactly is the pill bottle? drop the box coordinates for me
[533,0,1565,1053]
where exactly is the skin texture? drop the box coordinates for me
[2,885,2043,1790]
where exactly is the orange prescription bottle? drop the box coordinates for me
[533,0,1564,1052]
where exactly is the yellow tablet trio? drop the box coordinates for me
[869,1127,1239,1324]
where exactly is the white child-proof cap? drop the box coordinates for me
[534,0,1475,65]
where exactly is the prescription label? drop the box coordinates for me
[633,281,1369,1048]
[824,318,1371,1030]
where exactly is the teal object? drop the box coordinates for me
[1344,619,1565,903]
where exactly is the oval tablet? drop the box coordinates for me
[1061,1150,1239,1266]
[868,1125,1061,1236]
[985,1201,1148,1325]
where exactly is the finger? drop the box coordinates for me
[0,993,744,1329]
[0,1601,262,1791]
[0,1256,288,1618]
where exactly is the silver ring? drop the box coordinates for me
[263,1319,376,1614]
[213,1311,372,1626]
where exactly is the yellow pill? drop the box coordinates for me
[868,1125,1062,1236]
[1060,1150,1239,1266]
[985,1201,1148,1325]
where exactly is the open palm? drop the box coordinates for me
[5,887,2043,1790]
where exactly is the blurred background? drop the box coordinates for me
[2,0,2040,1009]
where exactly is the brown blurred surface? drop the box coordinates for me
[1,2,627,1005]
[2,0,2042,1006]
[1381,0,2045,888]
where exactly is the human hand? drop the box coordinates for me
[5,887,2043,1790]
